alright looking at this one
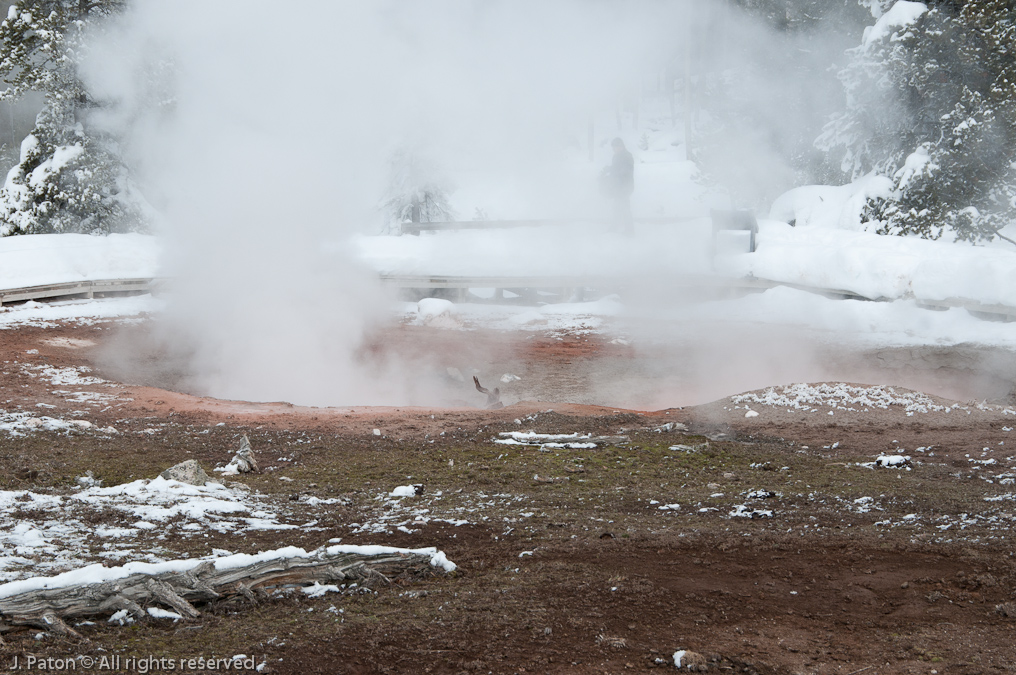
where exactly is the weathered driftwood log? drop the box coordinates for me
[0,547,446,635]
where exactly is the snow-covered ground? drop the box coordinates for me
[0,233,158,289]
[0,477,309,583]
[721,220,1016,306]
[0,295,162,329]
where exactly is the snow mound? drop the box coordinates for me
[769,175,893,231]
[723,218,1016,306]
[731,383,951,414]
[416,297,462,329]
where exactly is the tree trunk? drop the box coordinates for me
[0,548,445,637]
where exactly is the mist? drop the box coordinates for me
[77,1,882,408]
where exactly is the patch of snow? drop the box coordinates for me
[302,582,341,598]
[495,431,603,449]
[0,295,162,330]
[876,454,912,468]
[147,607,183,620]
[732,383,949,414]
[729,505,773,519]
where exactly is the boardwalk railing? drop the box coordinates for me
[0,278,159,307]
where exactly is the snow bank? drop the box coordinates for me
[722,220,1016,305]
[0,233,159,290]
[690,286,1016,349]
[769,175,893,231]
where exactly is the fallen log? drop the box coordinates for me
[0,544,455,636]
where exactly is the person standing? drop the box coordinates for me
[603,137,634,234]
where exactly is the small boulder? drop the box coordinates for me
[161,459,210,486]
[673,650,708,671]
[75,470,102,488]
[216,434,259,475]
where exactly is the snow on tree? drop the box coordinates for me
[0,0,147,236]
[858,0,895,18]
[818,1,1016,243]
[380,148,455,233]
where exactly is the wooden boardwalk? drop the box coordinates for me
[0,278,159,307]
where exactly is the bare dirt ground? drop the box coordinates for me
[2,317,1016,674]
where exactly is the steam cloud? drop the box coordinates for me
[78,1,876,407]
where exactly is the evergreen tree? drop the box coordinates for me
[0,0,146,236]
[818,1,1016,243]
[380,148,455,233]
[688,1,870,208]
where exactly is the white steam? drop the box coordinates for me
[75,1,883,407]
[76,1,697,405]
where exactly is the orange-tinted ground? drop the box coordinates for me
[1,318,1015,674]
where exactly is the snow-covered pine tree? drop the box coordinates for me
[733,0,868,32]
[0,0,146,236]
[380,148,454,233]
[818,1,1016,243]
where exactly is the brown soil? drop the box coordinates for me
[2,318,1016,674]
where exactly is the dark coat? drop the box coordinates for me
[608,148,634,196]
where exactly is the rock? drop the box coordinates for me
[995,602,1016,618]
[75,471,102,488]
[160,460,210,486]
[673,650,708,671]
[215,435,259,476]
